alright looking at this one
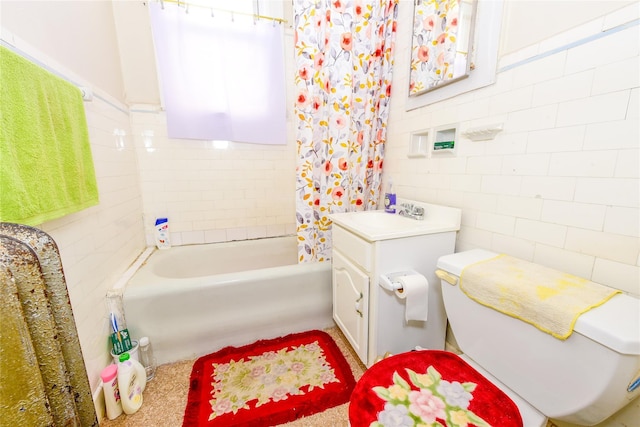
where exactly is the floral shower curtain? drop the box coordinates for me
[294,0,398,263]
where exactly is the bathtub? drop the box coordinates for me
[122,236,333,365]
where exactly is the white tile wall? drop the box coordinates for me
[385,3,640,301]
[45,103,143,376]
[39,91,145,400]
[130,109,297,246]
[385,5,640,423]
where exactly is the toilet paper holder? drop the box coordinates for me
[379,271,420,292]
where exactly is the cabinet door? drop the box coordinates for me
[332,250,369,364]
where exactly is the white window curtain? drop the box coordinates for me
[149,2,286,145]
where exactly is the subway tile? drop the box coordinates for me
[476,211,516,235]
[604,206,640,238]
[592,257,640,295]
[490,234,535,261]
[458,97,491,121]
[548,150,618,177]
[466,156,503,175]
[511,52,566,88]
[450,175,482,192]
[628,87,639,119]
[565,27,640,75]
[485,132,528,156]
[556,90,629,127]
[574,177,638,208]
[592,56,640,96]
[246,226,268,240]
[459,192,498,212]
[532,69,594,107]
[615,149,639,178]
[505,104,558,133]
[501,153,550,176]
[583,118,639,150]
[434,156,467,174]
[168,232,183,246]
[514,218,567,248]
[435,190,465,210]
[266,224,287,237]
[541,200,607,231]
[526,125,585,153]
[488,86,533,116]
[226,227,249,241]
[460,208,477,227]
[565,227,639,264]
[496,195,543,220]
[457,225,493,248]
[533,244,595,279]
[481,175,522,196]
[511,182,556,217]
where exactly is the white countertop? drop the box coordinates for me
[329,199,462,242]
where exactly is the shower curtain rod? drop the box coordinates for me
[156,0,288,24]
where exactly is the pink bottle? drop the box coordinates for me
[101,364,123,420]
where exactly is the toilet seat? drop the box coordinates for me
[349,350,527,427]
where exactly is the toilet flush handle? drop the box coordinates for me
[435,269,458,285]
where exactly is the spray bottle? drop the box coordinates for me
[384,178,396,213]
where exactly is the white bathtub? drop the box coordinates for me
[122,236,333,365]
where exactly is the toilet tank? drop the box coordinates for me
[437,250,640,426]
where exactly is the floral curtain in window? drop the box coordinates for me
[409,0,468,95]
[294,0,398,262]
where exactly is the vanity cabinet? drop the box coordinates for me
[330,200,462,367]
[332,250,369,363]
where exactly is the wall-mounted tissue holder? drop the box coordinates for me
[379,271,420,291]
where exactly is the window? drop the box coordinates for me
[149,0,286,144]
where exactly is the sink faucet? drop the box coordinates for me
[397,203,425,220]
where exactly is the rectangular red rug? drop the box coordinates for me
[183,330,356,426]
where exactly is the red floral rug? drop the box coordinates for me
[349,350,523,427]
[183,330,356,426]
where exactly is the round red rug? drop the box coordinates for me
[349,350,522,427]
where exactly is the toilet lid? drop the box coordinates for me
[349,350,522,427]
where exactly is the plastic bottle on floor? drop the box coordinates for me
[117,352,146,415]
[101,364,123,420]
[138,336,157,381]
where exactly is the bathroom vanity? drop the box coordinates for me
[330,200,461,366]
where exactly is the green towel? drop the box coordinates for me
[0,46,98,225]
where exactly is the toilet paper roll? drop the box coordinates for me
[394,274,429,322]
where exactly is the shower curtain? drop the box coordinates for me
[294,0,398,262]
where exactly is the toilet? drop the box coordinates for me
[349,249,640,427]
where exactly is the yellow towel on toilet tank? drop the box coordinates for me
[459,254,621,340]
